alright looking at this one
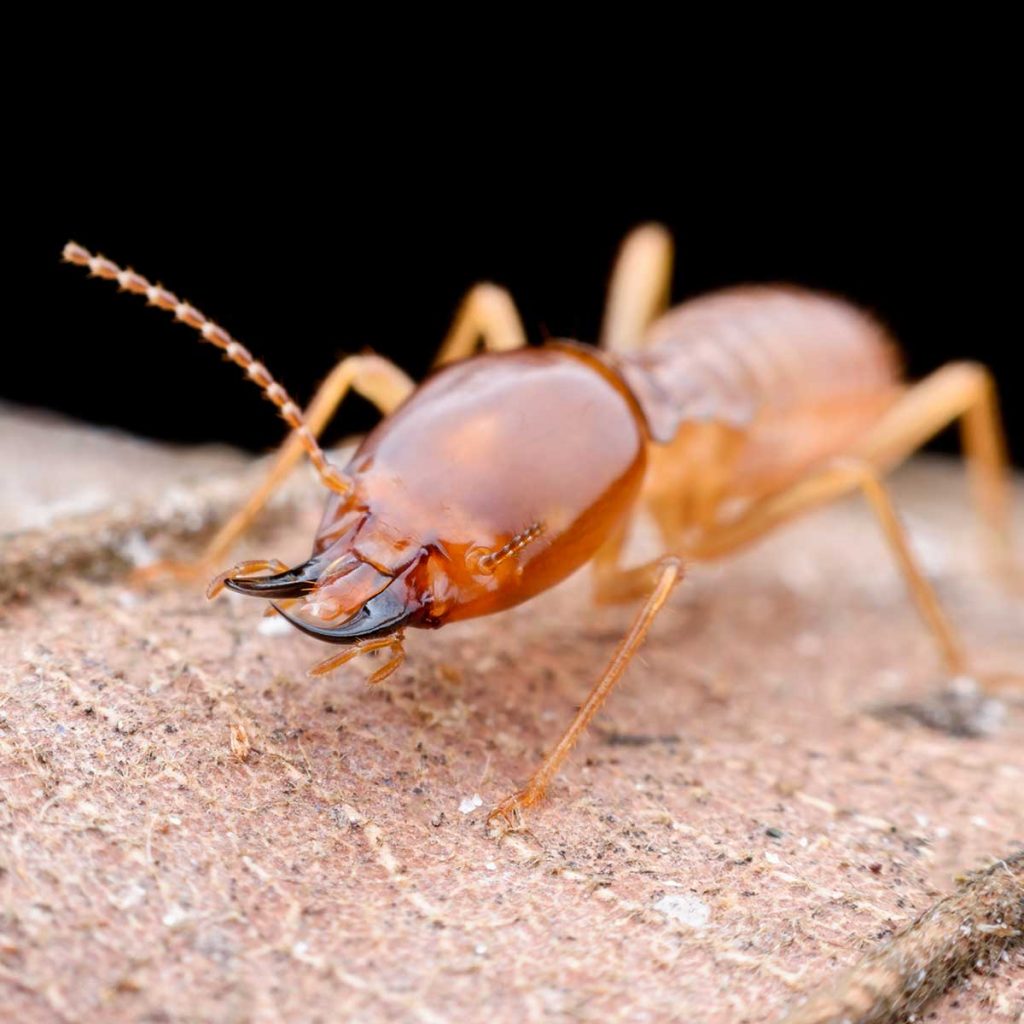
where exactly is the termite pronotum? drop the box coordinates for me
[63,226,1015,828]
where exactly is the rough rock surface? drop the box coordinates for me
[1,408,1022,1023]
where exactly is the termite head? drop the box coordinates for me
[223,345,649,646]
[220,487,508,645]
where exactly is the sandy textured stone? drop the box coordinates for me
[0,406,308,601]
[1,410,1022,1023]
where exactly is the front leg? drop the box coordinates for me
[488,557,682,830]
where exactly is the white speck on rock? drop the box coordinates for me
[258,614,294,636]
[949,675,980,696]
[119,530,158,568]
[116,883,148,910]
[653,893,710,929]
[904,517,949,575]
[459,794,483,815]
[162,905,189,928]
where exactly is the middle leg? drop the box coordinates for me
[432,283,528,366]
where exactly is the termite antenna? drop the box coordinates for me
[62,241,352,496]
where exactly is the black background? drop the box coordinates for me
[14,141,1023,467]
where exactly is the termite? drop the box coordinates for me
[63,226,1015,829]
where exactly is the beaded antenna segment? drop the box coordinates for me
[62,242,352,495]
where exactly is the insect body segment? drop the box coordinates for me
[234,346,648,655]
[616,285,908,548]
[64,226,1015,830]
[622,285,901,444]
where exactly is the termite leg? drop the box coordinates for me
[199,354,412,568]
[133,354,415,586]
[488,557,683,831]
[599,223,674,353]
[852,363,1015,573]
[589,516,656,605]
[689,457,969,675]
[593,551,672,606]
[431,283,527,366]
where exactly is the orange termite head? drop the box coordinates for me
[226,345,649,646]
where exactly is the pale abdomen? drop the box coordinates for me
[616,286,904,505]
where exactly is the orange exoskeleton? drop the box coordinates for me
[63,226,1015,828]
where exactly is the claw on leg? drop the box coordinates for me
[486,784,546,833]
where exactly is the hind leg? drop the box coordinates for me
[689,458,970,673]
[598,363,1017,657]
[594,457,968,673]
[853,362,1014,570]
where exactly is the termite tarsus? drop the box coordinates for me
[63,226,1015,829]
